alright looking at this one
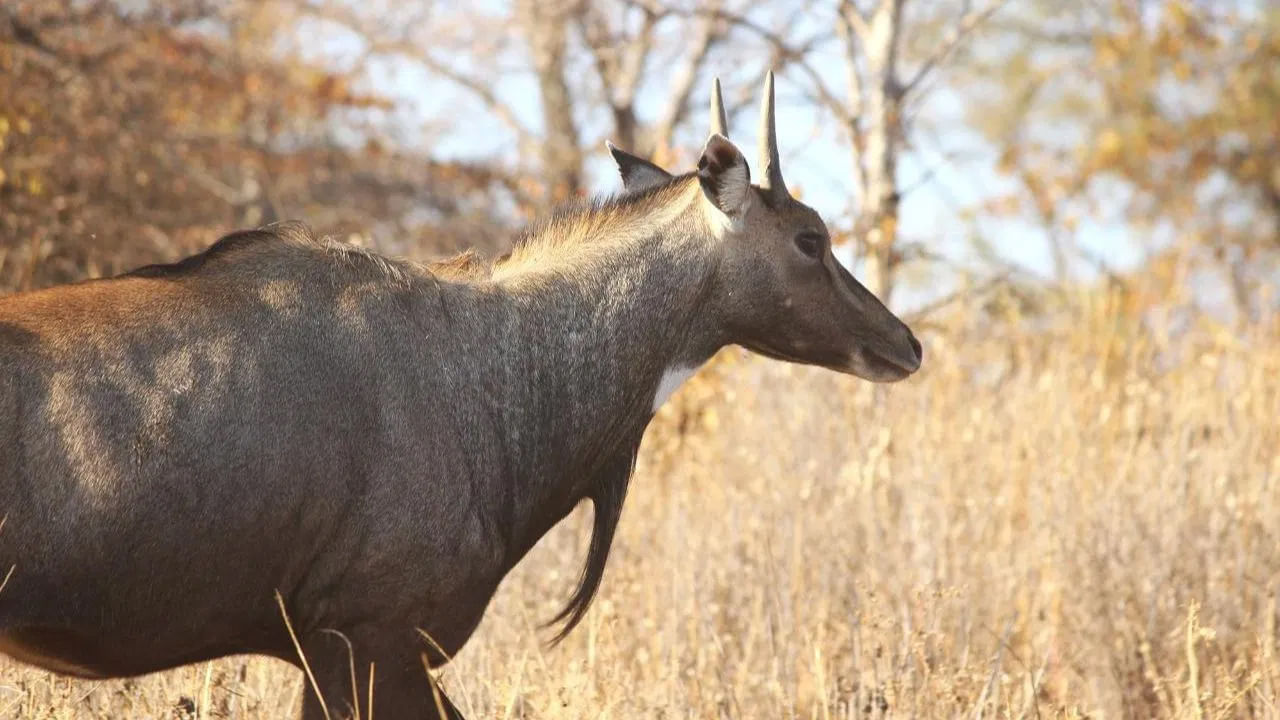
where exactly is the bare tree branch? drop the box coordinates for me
[577,1,664,150]
[903,0,1010,94]
[519,0,583,194]
[904,272,1013,324]
[3,3,216,69]
[415,51,536,142]
[287,2,535,143]
[616,6,660,106]
[578,6,617,96]
[835,9,865,124]
[651,0,724,153]
[834,6,867,200]
[841,0,873,48]
[790,80,845,125]
[673,6,838,114]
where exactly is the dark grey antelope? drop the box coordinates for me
[0,74,920,719]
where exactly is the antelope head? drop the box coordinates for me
[608,73,922,382]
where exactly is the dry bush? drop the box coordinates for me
[1,286,1275,719]
[0,2,513,292]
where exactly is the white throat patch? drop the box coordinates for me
[653,364,701,413]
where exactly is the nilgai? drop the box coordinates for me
[0,75,921,718]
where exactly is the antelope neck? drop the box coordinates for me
[484,215,722,554]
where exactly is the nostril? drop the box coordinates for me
[908,334,923,363]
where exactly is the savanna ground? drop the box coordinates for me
[0,285,1275,719]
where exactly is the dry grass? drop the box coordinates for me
[2,287,1277,718]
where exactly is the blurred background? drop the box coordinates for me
[1,1,1278,718]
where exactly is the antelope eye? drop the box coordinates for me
[793,232,823,259]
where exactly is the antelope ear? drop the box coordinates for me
[607,141,673,192]
[697,133,751,216]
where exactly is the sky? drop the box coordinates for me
[297,1,1160,312]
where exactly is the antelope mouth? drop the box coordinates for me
[856,349,914,382]
[852,336,922,383]
[745,341,920,383]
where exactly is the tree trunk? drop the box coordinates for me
[611,105,639,155]
[852,0,905,303]
[519,0,582,201]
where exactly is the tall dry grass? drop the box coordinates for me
[1,287,1276,718]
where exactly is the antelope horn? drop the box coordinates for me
[709,77,728,137]
[757,70,787,197]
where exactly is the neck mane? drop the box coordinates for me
[489,176,703,281]
[461,175,726,637]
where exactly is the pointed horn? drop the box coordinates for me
[757,70,787,197]
[709,77,728,137]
